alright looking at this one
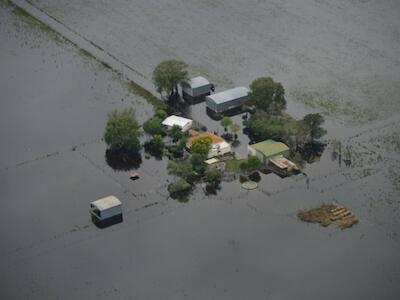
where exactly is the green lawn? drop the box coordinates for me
[225,159,246,173]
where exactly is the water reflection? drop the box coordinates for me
[105,149,142,171]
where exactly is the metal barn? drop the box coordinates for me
[206,87,249,113]
[182,76,212,100]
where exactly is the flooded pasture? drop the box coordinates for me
[1,0,400,299]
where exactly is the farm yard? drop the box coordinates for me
[1,0,400,299]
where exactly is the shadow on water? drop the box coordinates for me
[105,149,142,171]
[91,214,123,229]
[299,142,326,164]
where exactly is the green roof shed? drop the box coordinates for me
[248,140,290,163]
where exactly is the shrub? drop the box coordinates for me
[104,107,141,154]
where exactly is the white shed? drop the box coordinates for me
[182,76,212,99]
[162,115,193,132]
[90,196,122,221]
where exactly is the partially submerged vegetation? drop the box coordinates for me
[298,203,358,230]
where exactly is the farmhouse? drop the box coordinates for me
[162,115,193,132]
[248,140,290,164]
[182,76,212,101]
[187,131,232,159]
[206,87,249,113]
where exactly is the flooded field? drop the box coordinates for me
[1,0,400,299]
[24,0,400,125]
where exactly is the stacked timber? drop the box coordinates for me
[329,206,358,229]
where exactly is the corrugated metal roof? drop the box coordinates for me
[207,87,248,104]
[91,196,121,211]
[249,140,289,157]
[162,115,192,128]
[189,76,210,89]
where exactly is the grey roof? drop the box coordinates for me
[207,87,248,104]
[189,76,210,89]
[91,196,121,211]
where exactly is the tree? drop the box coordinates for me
[104,107,141,154]
[191,136,212,157]
[168,125,183,142]
[152,59,189,99]
[220,116,232,132]
[167,159,193,181]
[229,123,240,141]
[248,111,286,141]
[249,77,286,114]
[190,153,206,173]
[144,134,164,158]
[154,110,168,120]
[302,113,327,142]
[204,167,222,184]
[143,116,164,136]
[168,179,192,201]
[240,156,262,172]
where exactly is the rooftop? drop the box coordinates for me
[162,115,192,128]
[207,87,248,104]
[91,196,121,211]
[187,131,225,146]
[188,76,210,89]
[249,140,289,157]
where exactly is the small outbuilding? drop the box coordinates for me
[90,196,122,222]
[182,76,212,101]
[162,115,193,132]
[248,140,290,164]
[206,87,249,113]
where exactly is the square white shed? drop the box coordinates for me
[90,196,122,221]
[162,115,193,132]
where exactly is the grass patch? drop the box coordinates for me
[297,203,336,227]
[298,203,359,230]
[126,80,167,111]
[225,159,246,173]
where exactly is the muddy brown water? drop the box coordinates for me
[1,1,400,299]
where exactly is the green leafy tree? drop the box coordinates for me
[104,107,141,153]
[204,167,222,183]
[302,113,327,142]
[168,125,183,142]
[190,153,206,173]
[143,116,164,136]
[191,136,212,157]
[248,111,286,141]
[152,59,189,99]
[240,156,262,172]
[220,116,232,131]
[249,77,286,114]
[154,110,168,120]
[167,159,193,180]
[229,123,240,140]
[168,179,192,201]
[152,134,165,154]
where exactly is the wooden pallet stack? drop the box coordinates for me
[330,205,358,230]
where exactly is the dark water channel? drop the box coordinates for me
[1,1,400,299]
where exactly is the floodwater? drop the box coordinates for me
[1,1,400,299]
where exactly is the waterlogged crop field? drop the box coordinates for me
[27,0,400,124]
[1,1,400,299]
